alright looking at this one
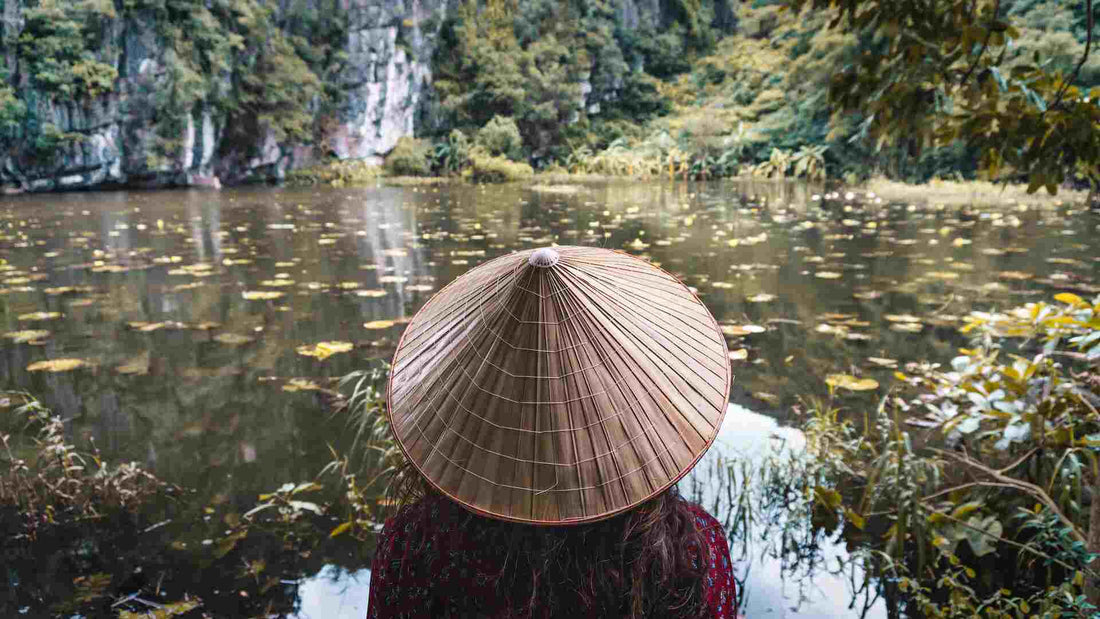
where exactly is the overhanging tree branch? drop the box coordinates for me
[957,0,1000,89]
[1051,0,1094,110]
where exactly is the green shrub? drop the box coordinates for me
[384,137,433,176]
[467,148,533,183]
[431,130,472,175]
[475,116,523,160]
[285,160,382,187]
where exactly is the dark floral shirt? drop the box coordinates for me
[366,495,737,618]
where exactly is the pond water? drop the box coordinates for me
[1,180,1096,617]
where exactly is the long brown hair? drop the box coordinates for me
[387,459,712,618]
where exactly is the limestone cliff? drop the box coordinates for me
[0,0,731,193]
[0,0,448,192]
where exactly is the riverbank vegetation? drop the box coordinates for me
[8,0,1097,192]
[786,293,1100,615]
[0,367,393,616]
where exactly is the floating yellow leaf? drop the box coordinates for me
[926,271,959,280]
[867,357,898,368]
[355,289,387,298]
[116,352,150,376]
[283,378,323,392]
[4,330,49,343]
[18,311,61,321]
[338,282,360,290]
[747,293,776,303]
[884,314,921,323]
[754,392,780,405]
[815,271,842,279]
[406,284,434,292]
[728,348,749,361]
[296,341,354,360]
[364,320,396,330]
[214,333,254,345]
[722,325,750,336]
[891,322,924,333]
[242,291,285,301]
[826,374,879,391]
[27,358,89,372]
[378,276,408,284]
[260,279,295,287]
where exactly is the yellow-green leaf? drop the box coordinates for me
[330,521,353,538]
[1054,292,1085,306]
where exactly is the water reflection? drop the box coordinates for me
[681,405,886,617]
[293,565,371,619]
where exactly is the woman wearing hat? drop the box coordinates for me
[367,247,737,618]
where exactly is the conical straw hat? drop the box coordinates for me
[387,246,731,525]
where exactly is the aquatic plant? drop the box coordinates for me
[0,393,171,536]
[794,293,1100,613]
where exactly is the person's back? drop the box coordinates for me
[367,489,735,618]
[366,246,739,618]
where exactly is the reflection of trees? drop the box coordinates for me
[1,499,373,617]
[681,454,888,617]
[352,187,427,322]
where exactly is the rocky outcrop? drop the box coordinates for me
[0,0,725,193]
[0,0,447,192]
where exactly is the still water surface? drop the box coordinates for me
[1,180,1096,617]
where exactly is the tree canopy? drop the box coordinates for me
[783,0,1100,194]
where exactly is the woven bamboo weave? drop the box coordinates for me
[387,246,732,525]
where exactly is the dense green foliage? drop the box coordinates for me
[3,0,1097,187]
[17,0,118,99]
[783,0,1100,192]
[428,0,711,163]
[126,0,344,167]
[797,294,1100,614]
[384,137,433,176]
